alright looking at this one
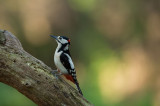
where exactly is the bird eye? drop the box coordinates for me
[59,36,62,40]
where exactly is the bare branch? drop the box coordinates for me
[0,30,92,106]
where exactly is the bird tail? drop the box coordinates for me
[74,78,83,95]
[63,75,83,95]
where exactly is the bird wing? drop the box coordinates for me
[60,53,74,73]
[60,53,75,83]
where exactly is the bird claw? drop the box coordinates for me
[54,73,61,79]
[51,69,62,79]
[51,69,58,74]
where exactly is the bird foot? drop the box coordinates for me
[51,69,62,79]
[54,73,63,79]
[51,69,58,74]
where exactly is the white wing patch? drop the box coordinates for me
[64,53,75,69]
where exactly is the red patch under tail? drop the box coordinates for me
[63,75,75,83]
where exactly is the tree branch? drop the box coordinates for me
[0,30,92,106]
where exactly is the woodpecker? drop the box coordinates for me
[50,35,83,95]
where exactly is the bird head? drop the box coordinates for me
[50,35,70,45]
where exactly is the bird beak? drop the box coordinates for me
[50,35,58,41]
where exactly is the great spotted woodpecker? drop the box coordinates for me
[50,35,83,95]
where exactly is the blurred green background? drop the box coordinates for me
[0,0,160,106]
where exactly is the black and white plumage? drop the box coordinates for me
[50,35,83,95]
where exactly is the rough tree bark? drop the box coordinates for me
[0,30,92,106]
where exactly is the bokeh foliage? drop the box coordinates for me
[0,0,160,106]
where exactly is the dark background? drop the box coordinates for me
[0,0,160,106]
